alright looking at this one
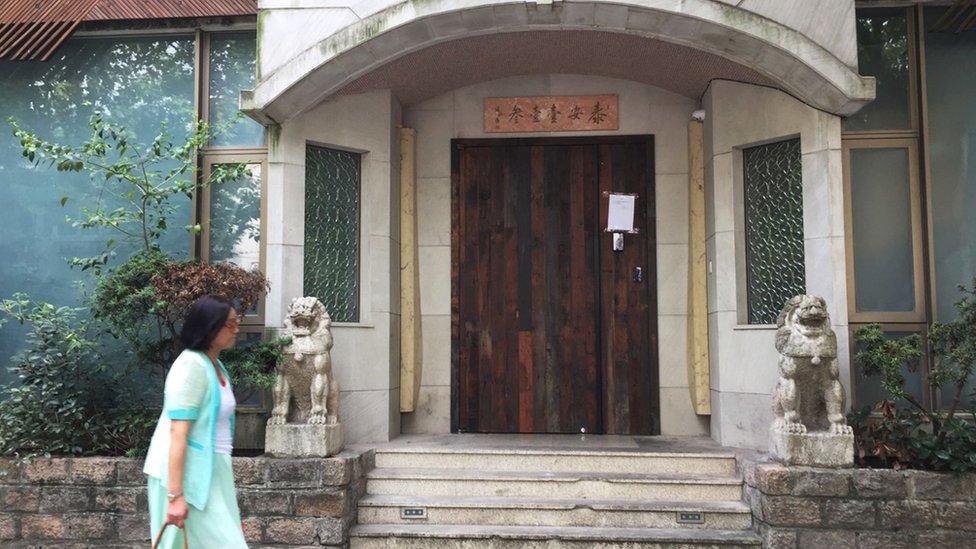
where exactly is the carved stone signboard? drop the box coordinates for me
[484,95,619,133]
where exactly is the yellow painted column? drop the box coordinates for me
[687,120,711,415]
[399,127,423,412]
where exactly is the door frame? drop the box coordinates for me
[449,135,657,434]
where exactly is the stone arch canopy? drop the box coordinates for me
[242,0,875,124]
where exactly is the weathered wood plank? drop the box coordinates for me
[399,128,422,413]
[687,121,711,415]
[598,140,659,435]
[454,137,657,435]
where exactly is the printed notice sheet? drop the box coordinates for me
[606,193,636,232]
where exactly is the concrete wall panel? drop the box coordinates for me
[247,0,874,124]
[402,74,700,437]
[265,89,402,443]
[703,80,848,450]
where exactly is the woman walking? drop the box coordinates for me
[143,295,248,548]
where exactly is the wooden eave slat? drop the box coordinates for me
[0,0,100,60]
[0,0,256,61]
[930,0,976,33]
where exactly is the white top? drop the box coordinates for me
[214,378,236,455]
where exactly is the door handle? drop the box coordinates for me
[633,267,643,283]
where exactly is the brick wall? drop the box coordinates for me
[0,450,373,548]
[743,460,976,548]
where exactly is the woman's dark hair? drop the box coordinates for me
[180,295,233,351]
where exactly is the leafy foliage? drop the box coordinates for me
[9,112,247,271]
[0,296,103,457]
[222,336,291,403]
[0,112,281,457]
[90,248,169,343]
[94,407,159,458]
[854,325,927,415]
[852,279,976,472]
[10,109,267,375]
[849,400,919,469]
[849,400,976,473]
[927,282,976,423]
[150,260,266,329]
[91,252,267,373]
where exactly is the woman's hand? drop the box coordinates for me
[166,420,191,528]
[166,496,189,528]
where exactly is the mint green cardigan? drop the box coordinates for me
[143,349,235,510]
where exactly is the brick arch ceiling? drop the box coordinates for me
[337,30,778,106]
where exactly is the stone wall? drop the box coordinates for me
[743,460,976,548]
[0,450,373,548]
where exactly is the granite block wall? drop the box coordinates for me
[0,451,373,548]
[743,460,976,548]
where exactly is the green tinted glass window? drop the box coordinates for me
[849,148,915,313]
[209,162,262,271]
[0,36,195,382]
[924,6,976,403]
[845,8,911,131]
[743,138,806,324]
[304,145,360,322]
[208,32,264,147]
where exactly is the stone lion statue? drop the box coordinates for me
[771,295,852,436]
[268,297,339,426]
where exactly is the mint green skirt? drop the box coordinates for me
[147,453,248,548]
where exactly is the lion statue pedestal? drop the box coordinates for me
[769,295,853,468]
[264,297,344,458]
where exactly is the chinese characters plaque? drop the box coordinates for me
[484,95,619,133]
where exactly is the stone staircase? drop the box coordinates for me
[349,443,760,548]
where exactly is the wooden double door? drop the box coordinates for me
[451,136,659,435]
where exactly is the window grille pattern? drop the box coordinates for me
[304,145,360,322]
[743,138,805,324]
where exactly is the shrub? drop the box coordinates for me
[849,400,976,472]
[92,252,268,374]
[2,113,279,457]
[0,296,103,457]
[221,336,291,402]
[852,279,976,472]
[849,400,919,469]
[150,259,267,333]
[93,407,159,458]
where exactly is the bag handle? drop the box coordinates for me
[152,523,188,549]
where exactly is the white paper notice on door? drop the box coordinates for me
[606,193,636,233]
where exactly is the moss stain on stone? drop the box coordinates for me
[720,3,786,45]
[256,10,267,80]
[267,123,282,152]
[317,2,410,59]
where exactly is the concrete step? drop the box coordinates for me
[357,495,753,529]
[373,448,738,476]
[366,468,743,501]
[349,524,762,548]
